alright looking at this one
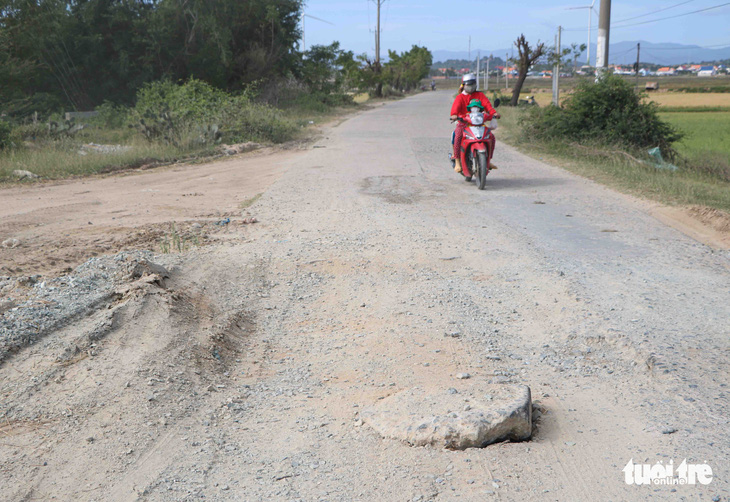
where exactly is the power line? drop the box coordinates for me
[608,46,637,61]
[564,1,729,32]
[641,51,675,64]
[612,2,730,29]
[640,41,730,50]
[384,0,390,32]
[613,0,696,24]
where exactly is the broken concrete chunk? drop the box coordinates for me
[129,259,170,287]
[362,384,532,450]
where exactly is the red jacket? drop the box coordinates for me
[450,91,497,120]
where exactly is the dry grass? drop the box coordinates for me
[517,91,730,108]
[646,93,730,108]
[0,139,199,182]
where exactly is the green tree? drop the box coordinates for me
[0,0,304,115]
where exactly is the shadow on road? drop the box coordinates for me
[484,176,565,190]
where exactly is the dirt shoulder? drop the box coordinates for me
[0,146,300,278]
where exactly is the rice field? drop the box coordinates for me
[659,111,730,180]
[515,91,730,109]
[647,93,730,108]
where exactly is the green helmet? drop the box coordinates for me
[467,98,484,111]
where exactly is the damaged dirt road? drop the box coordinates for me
[1,92,729,501]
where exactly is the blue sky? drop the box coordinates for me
[301,1,730,58]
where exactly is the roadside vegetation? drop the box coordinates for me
[498,74,730,212]
[0,1,432,182]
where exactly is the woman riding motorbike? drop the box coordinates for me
[450,73,500,172]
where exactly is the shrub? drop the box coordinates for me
[222,97,296,143]
[0,120,12,149]
[375,85,403,99]
[93,101,130,129]
[9,122,48,143]
[134,79,229,125]
[131,78,295,146]
[520,74,683,157]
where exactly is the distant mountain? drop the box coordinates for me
[433,42,730,66]
[597,41,730,66]
[433,49,514,64]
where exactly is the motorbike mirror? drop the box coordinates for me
[493,98,501,108]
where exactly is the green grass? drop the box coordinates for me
[660,111,730,181]
[660,106,730,113]
[659,111,730,159]
[498,106,730,212]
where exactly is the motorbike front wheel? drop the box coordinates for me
[477,151,488,190]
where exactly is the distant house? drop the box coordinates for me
[697,66,717,77]
[613,66,634,75]
[656,67,676,76]
[689,64,702,73]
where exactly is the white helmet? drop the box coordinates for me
[462,73,477,93]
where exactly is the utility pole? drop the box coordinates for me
[476,51,480,89]
[505,52,509,90]
[553,26,562,106]
[596,0,611,72]
[370,0,385,96]
[486,55,491,91]
[375,0,381,65]
[635,42,640,92]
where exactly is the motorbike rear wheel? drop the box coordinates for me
[477,151,488,190]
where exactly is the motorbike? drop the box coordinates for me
[451,99,500,190]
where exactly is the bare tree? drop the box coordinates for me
[510,35,545,107]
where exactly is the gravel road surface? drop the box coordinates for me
[1,91,728,501]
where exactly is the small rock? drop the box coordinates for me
[0,299,17,314]
[12,169,39,179]
[456,373,471,380]
[661,427,678,435]
[1,238,20,249]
